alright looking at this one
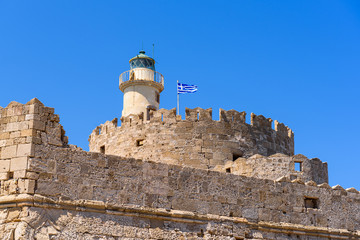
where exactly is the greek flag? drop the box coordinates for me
[177,82,198,94]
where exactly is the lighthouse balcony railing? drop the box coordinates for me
[119,69,164,86]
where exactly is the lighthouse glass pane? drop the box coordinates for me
[130,59,155,70]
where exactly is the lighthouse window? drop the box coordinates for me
[130,59,155,70]
[141,59,147,67]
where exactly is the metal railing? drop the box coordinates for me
[119,69,164,85]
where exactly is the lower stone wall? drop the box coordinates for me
[24,145,360,235]
[0,201,358,239]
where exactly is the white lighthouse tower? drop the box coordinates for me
[119,50,164,119]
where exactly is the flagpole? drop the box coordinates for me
[177,80,180,115]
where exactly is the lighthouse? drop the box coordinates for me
[119,50,164,119]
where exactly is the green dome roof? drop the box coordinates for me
[129,50,155,63]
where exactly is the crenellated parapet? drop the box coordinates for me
[121,113,144,126]
[251,112,272,129]
[150,108,177,123]
[91,118,118,138]
[185,107,212,121]
[219,108,246,124]
[89,107,295,170]
[274,120,294,138]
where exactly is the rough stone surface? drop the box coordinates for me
[0,99,358,239]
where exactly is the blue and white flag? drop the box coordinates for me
[177,82,198,94]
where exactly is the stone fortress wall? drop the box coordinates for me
[89,107,327,184]
[0,99,359,239]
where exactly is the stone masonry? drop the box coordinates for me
[0,99,359,239]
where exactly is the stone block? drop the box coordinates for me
[13,170,27,178]
[8,180,18,194]
[14,137,26,145]
[49,137,63,147]
[20,129,37,137]
[6,122,20,132]
[18,121,29,131]
[16,143,35,157]
[213,152,228,161]
[0,160,10,172]
[7,209,20,221]
[9,131,21,138]
[29,120,45,131]
[9,116,19,123]
[28,104,40,114]
[0,117,9,124]
[6,121,29,132]
[209,159,224,166]
[10,156,28,171]
[19,179,35,194]
[1,145,17,159]
[0,172,9,180]
[26,171,39,180]
[18,115,25,121]
[27,136,42,144]
[25,114,40,121]
[0,132,10,140]
[162,151,180,160]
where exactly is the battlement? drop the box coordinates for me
[275,120,294,138]
[105,107,293,131]
[185,107,212,121]
[151,107,178,122]
[251,112,272,129]
[89,107,294,169]
[93,118,118,136]
[219,108,246,123]
[116,107,293,131]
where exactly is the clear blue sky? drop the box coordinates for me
[1,1,359,189]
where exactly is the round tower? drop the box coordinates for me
[119,50,164,119]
